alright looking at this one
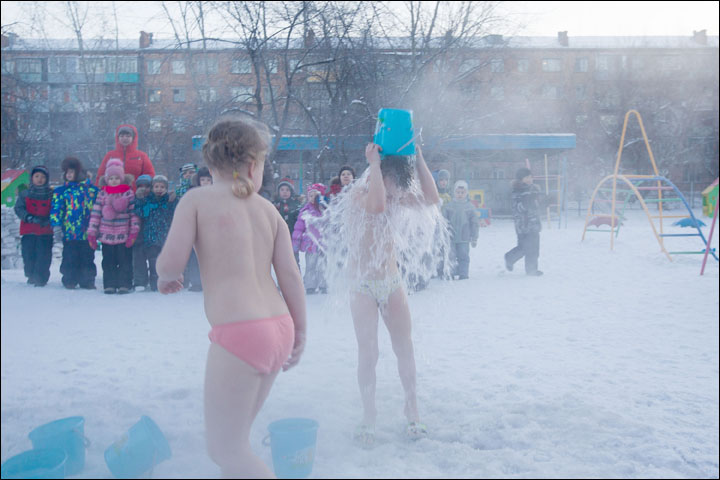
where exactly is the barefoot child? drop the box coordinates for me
[348,143,440,446]
[156,116,307,478]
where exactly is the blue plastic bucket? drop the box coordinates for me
[266,418,319,479]
[374,108,415,156]
[28,416,85,476]
[1,448,67,479]
[104,416,172,479]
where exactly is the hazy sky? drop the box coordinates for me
[1,1,718,39]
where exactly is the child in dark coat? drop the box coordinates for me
[182,167,213,291]
[442,180,479,279]
[50,157,100,289]
[134,175,178,291]
[132,174,153,290]
[274,180,302,267]
[14,165,54,286]
[504,167,544,276]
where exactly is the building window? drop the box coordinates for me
[490,86,504,99]
[231,86,255,103]
[66,57,78,73]
[492,169,505,179]
[48,57,62,74]
[575,85,586,100]
[231,58,252,74]
[172,88,185,102]
[15,58,43,82]
[172,117,185,132]
[107,57,137,74]
[194,57,218,74]
[266,58,278,74]
[172,60,186,74]
[596,55,611,71]
[458,59,480,74]
[147,59,162,75]
[490,58,504,73]
[575,115,588,126]
[574,57,588,72]
[541,85,561,99]
[149,117,162,132]
[659,55,682,71]
[541,58,562,72]
[2,59,14,74]
[79,57,105,74]
[517,58,529,72]
[148,89,162,103]
[198,88,217,103]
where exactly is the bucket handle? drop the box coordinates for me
[262,434,271,447]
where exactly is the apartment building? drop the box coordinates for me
[2,30,718,203]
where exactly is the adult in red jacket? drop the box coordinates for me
[97,124,155,191]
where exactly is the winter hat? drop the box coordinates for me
[180,163,198,173]
[197,166,212,180]
[61,156,85,181]
[30,165,50,180]
[308,183,326,196]
[454,180,468,191]
[438,169,451,181]
[515,167,532,180]
[118,126,134,137]
[136,174,152,187]
[105,159,125,179]
[152,175,169,187]
[277,180,295,194]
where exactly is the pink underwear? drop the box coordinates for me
[208,314,294,374]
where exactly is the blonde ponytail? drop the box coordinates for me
[231,171,255,199]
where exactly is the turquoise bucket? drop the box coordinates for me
[265,418,319,479]
[104,416,172,479]
[374,108,415,156]
[28,416,86,476]
[1,448,67,479]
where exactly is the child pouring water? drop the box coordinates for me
[346,143,440,446]
[156,115,306,478]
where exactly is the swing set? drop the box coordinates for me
[581,110,718,263]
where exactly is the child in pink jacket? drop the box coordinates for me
[87,159,140,294]
[292,183,327,294]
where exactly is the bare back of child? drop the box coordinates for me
[157,116,306,478]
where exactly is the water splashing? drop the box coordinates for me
[307,161,453,305]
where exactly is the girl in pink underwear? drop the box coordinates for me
[156,116,307,478]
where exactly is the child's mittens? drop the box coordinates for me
[125,234,137,248]
[87,234,98,250]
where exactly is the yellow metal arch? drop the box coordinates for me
[582,174,672,261]
[581,110,672,260]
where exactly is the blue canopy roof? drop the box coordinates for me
[274,134,576,151]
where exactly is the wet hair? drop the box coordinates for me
[202,115,270,198]
[338,165,356,179]
[380,155,413,190]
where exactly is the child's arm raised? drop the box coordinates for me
[156,192,197,294]
[365,143,386,214]
[272,213,307,371]
[414,145,440,206]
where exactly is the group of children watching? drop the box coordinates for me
[15,152,544,294]
[14,157,213,293]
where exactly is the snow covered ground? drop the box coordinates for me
[2,210,718,479]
